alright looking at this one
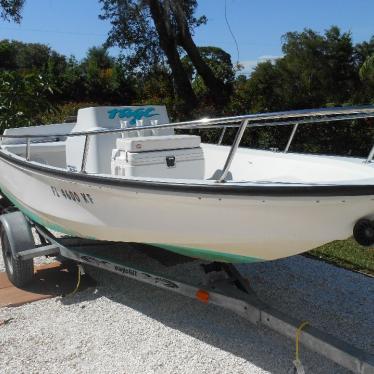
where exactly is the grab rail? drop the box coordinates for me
[284,123,298,153]
[218,119,249,182]
[1,105,374,182]
[366,145,374,164]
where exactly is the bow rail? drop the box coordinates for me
[1,106,374,181]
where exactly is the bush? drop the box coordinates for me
[0,71,58,132]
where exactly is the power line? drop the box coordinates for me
[0,26,106,37]
[224,0,240,65]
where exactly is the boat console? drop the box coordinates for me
[65,105,176,174]
[63,105,204,178]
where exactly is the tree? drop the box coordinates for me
[57,56,87,102]
[132,65,175,113]
[354,36,374,67]
[80,46,135,104]
[83,46,113,101]
[246,60,282,112]
[360,55,374,83]
[100,0,197,114]
[1,0,229,115]
[243,27,358,113]
[280,26,357,107]
[0,39,68,77]
[0,39,17,69]
[100,0,228,115]
[167,1,228,104]
[0,0,24,22]
[84,46,114,70]
[0,71,58,131]
[359,54,374,100]
[228,27,374,156]
[182,46,234,99]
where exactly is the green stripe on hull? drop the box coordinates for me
[0,186,79,236]
[1,185,263,263]
[152,243,262,263]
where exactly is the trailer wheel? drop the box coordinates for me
[1,228,34,287]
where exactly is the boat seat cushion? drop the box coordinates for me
[116,135,201,153]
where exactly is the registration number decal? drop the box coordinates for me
[50,186,94,204]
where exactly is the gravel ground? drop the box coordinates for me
[0,242,373,374]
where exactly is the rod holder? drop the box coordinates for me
[26,138,31,161]
[218,127,227,145]
[80,135,91,173]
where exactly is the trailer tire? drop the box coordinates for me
[1,228,34,287]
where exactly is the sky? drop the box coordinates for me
[1,0,374,75]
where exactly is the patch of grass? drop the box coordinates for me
[309,238,374,276]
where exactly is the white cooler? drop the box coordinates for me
[111,135,205,179]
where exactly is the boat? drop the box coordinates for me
[1,105,374,263]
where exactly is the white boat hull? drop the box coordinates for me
[1,152,373,263]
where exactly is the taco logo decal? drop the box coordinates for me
[107,107,158,125]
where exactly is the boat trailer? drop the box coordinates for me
[0,208,373,374]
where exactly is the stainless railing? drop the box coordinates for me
[284,123,299,153]
[1,106,374,182]
[217,119,249,182]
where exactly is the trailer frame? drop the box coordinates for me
[0,210,373,374]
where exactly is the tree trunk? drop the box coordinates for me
[170,1,229,105]
[147,0,197,116]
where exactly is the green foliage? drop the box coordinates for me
[359,54,374,100]
[246,26,359,113]
[99,0,206,71]
[360,55,374,82]
[99,0,229,114]
[83,46,116,101]
[225,27,374,155]
[0,39,66,72]
[183,46,235,84]
[246,61,283,112]
[282,27,357,106]
[78,46,135,104]
[0,71,58,132]
[1,25,374,159]
[354,36,374,67]
[0,40,137,106]
[0,0,24,22]
[311,238,374,275]
[39,102,99,124]
[182,46,235,98]
[132,67,174,106]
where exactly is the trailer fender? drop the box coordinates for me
[0,211,35,257]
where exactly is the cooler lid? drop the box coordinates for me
[116,135,201,153]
